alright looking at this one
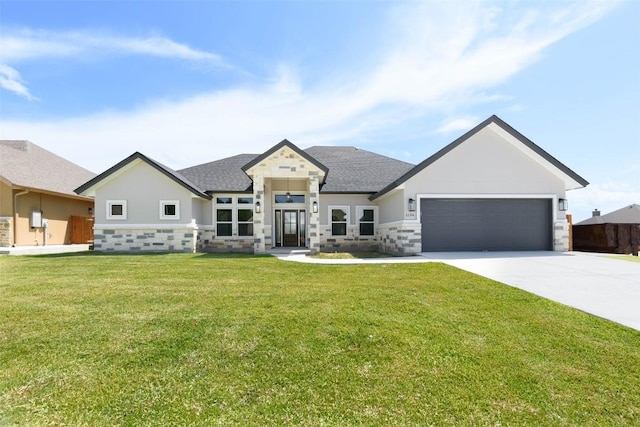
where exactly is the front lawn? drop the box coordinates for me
[1,253,638,426]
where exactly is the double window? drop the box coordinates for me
[329,206,376,236]
[216,196,254,237]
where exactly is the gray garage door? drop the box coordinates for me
[421,198,552,251]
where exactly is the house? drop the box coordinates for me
[74,115,589,255]
[573,204,640,255]
[0,140,96,247]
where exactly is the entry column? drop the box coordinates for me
[253,175,266,253]
[308,173,320,254]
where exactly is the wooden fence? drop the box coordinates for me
[70,216,94,245]
[573,223,640,255]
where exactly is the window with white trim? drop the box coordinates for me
[216,208,233,236]
[215,195,254,238]
[330,206,349,236]
[357,207,376,236]
[106,200,127,220]
[159,200,180,220]
[237,208,254,236]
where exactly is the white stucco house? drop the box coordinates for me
[74,115,589,255]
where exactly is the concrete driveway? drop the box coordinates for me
[419,252,640,331]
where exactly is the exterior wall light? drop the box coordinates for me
[255,201,261,213]
[312,201,318,213]
[408,198,416,212]
[559,198,568,211]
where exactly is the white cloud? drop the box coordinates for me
[436,117,480,134]
[0,64,37,100]
[0,1,621,173]
[1,28,226,65]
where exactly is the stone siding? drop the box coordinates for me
[318,225,380,253]
[378,223,422,255]
[0,217,12,247]
[198,228,254,253]
[553,219,570,252]
[93,227,197,252]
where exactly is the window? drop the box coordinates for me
[216,209,233,236]
[358,208,375,236]
[214,195,255,238]
[159,200,180,220]
[330,207,348,236]
[237,208,254,236]
[106,200,127,220]
[216,197,233,204]
[275,194,305,204]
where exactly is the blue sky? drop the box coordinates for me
[1,0,638,222]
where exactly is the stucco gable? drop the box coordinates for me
[371,115,589,200]
[242,139,328,182]
[75,152,210,199]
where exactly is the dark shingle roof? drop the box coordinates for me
[1,140,96,196]
[75,152,211,199]
[305,146,415,193]
[178,154,258,193]
[177,146,414,194]
[575,204,640,225]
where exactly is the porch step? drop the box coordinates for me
[266,248,311,255]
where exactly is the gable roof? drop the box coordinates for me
[305,146,414,193]
[0,140,96,197]
[178,145,414,194]
[241,139,329,182]
[575,204,640,225]
[75,152,211,199]
[371,115,590,200]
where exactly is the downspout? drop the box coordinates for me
[13,189,29,246]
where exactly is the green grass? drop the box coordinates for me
[1,253,638,426]
[605,254,640,263]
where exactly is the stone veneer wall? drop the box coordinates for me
[93,227,197,252]
[553,219,570,252]
[197,228,254,253]
[317,225,384,253]
[378,222,422,255]
[0,217,12,247]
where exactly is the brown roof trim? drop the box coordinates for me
[370,115,589,200]
[75,152,211,199]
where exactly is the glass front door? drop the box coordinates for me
[275,209,306,247]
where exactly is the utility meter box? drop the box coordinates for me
[30,210,43,228]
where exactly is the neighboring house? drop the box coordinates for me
[573,204,640,254]
[75,115,589,255]
[0,140,96,247]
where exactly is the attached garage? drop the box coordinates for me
[421,198,552,251]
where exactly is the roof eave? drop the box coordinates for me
[75,152,211,200]
[241,139,330,184]
[370,115,590,200]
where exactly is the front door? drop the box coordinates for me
[283,210,298,246]
[275,209,307,247]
